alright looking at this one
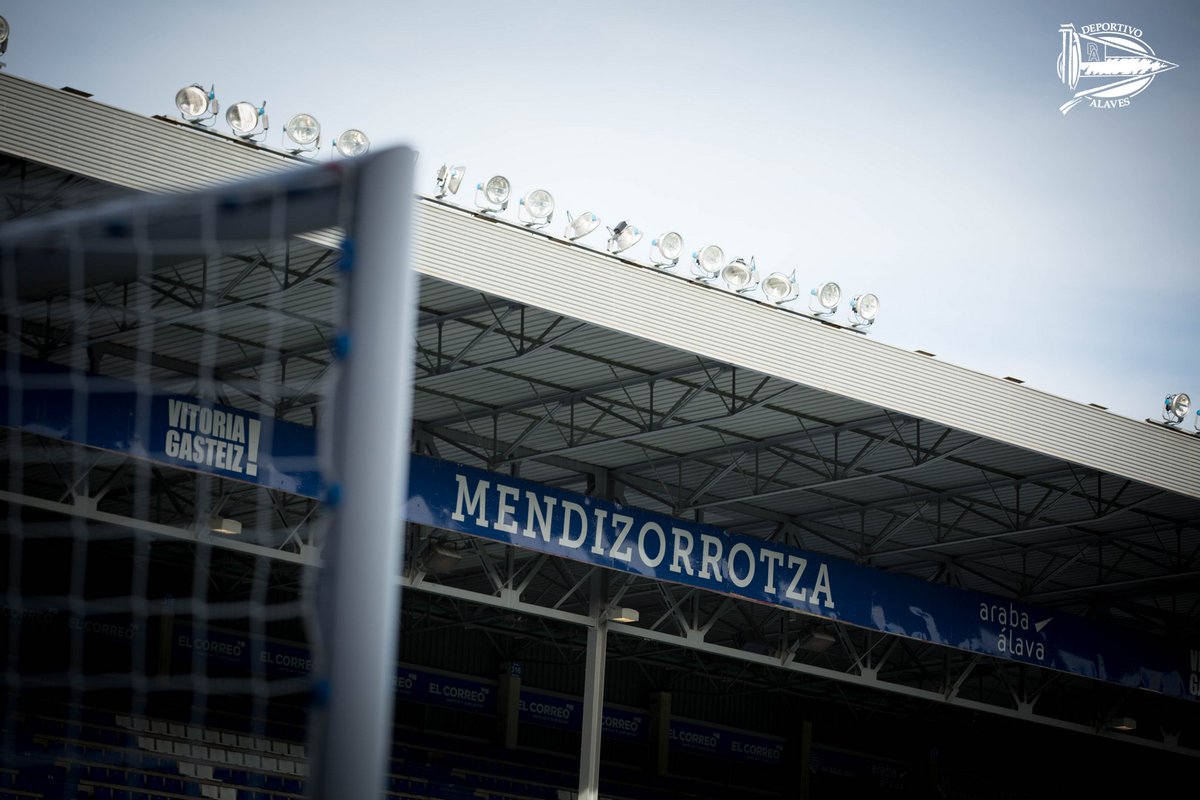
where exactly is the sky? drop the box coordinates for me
[2,1,1198,424]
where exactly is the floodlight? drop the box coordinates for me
[606,221,643,254]
[809,281,841,316]
[650,232,684,267]
[1163,392,1191,425]
[604,607,640,624]
[334,129,370,158]
[799,629,836,653]
[518,189,555,228]
[691,244,725,280]
[474,175,510,213]
[423,542,463,575]
[283,113,320,154]
[720,257,759,293]
[564,211,601,241]
[760,270,799,304]
[435,164,466,198]
[0,15,9,56]
[175,83,218,125]
[848,292,880,327]
[226,100,268,140]
[210,516,242,536]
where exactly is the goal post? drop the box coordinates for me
[308,148,417,800]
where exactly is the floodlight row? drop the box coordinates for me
[432,164,881,330]
[172,84,369,158]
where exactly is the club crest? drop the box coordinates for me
[1057,23,1178,114]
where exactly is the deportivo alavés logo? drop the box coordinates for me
[1057,23,1177,114]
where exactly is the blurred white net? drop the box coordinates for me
[1,148,416,799]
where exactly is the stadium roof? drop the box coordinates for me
[2,71,1199,761]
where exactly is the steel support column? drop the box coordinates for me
[578,581,608,800]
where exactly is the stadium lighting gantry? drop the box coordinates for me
[226,100,268,141]
[283,113,320,155]
[175,84,219,126]
[720,257,759,294]
[848,292,880,328]
[650,232,684,268]
[607,221,642,254]
[1163,392,1190,426]
[760,270,798,304]
[435,164,466,198]
[334,129,370,158]
[518,189,555,229]
[564,211,601,241]
[691,244,725,281]
[475,175,511,214]
[809,281,841,316]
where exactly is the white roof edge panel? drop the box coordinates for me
[410,203,1199,500]
[4,72,1197,500]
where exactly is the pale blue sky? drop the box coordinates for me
[3,1,1197,422]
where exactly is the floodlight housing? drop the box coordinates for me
[0,15,9,56]
[799,629,836,653]
[210,516,242,536]
[564,211,601,241]
[691,244,725,280]
[518,189,555,228]
[848,292,880,327]
[650,232,684,267]
[334,129,370,158]
[435,164,466,198]
[283,113,321,154]
[423,541,464,575]
[809,281,841,315]
[604,607,640,624]
[720,257,759,294]
[606,221,643,254]
[175,83,218,125]
[1163,392,1191,425]
[226,100,268,140]
[760,270,799,304]
[474,175,510,213]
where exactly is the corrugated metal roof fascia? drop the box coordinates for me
[411,201,1200,500]
[0,73,301,192]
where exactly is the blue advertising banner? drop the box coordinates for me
[517,689,578,729]
[668,719,784,765]
[258,637,316,677]
[173,625,254,672]
[3,357,1197,700]
[0,357,322,498]
[516,690,647,742]
[600,705,648,743]
[406,454,1198,700]
[395,666,496,714]
[809,746,907,792]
